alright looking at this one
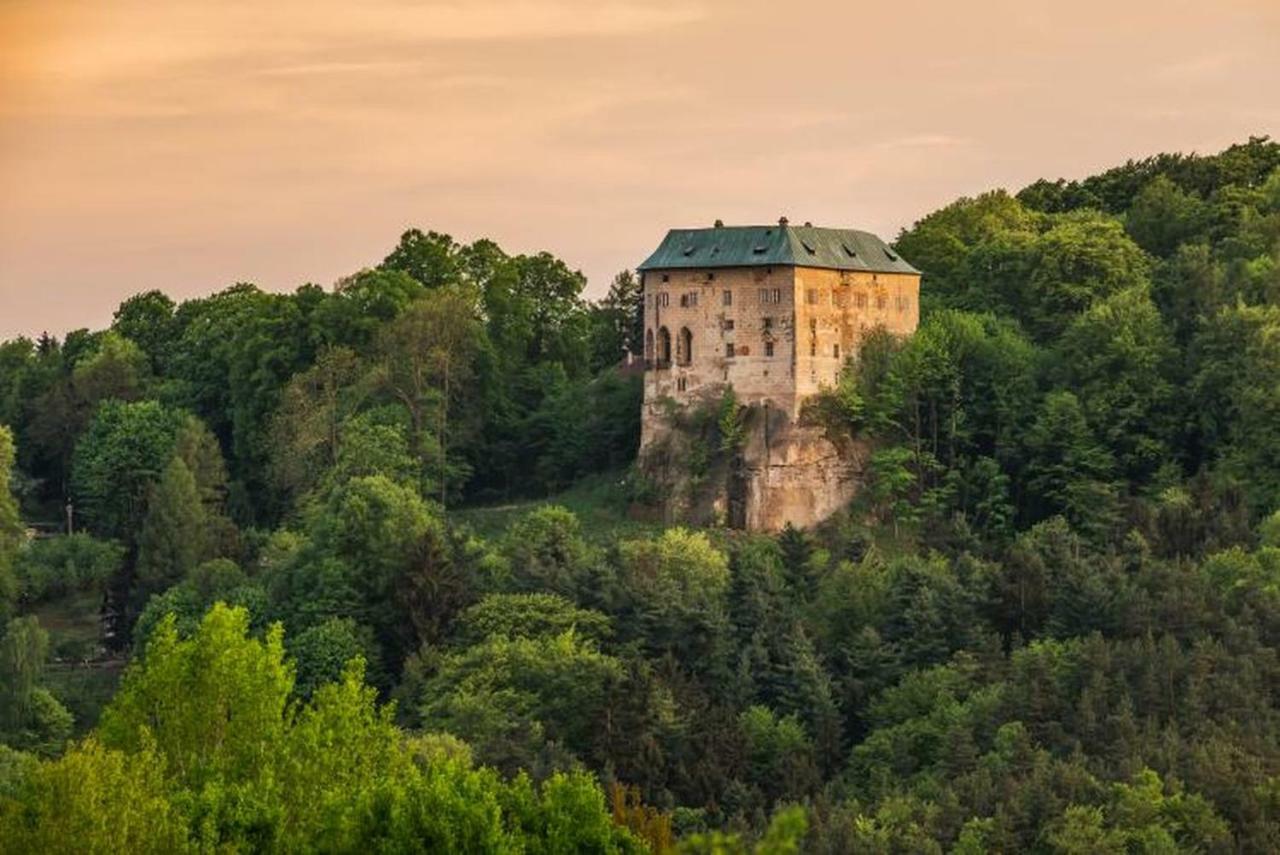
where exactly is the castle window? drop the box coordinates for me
[661,274,670,282]
[834,343,841,359]
[765,341,775,357]
[762,317,773,331]
[758,288,782,304]
[677,377,688,392]
[644,329,654,362]
[725,342,736,358]
[723,289,732,307]
[706,272,715,282]
[723,319,735,331]
[658,292,670,308]
[807,289,818,305]
[677,327,693,366]
[680,292,698,308]
[657,327,671,365]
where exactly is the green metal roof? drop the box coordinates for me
[638,223,920,275]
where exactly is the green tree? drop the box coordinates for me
[98,604,293,792]
[133,457,206,603]
[501,505,598,598]
[1124,175,1209,257]
[0,427,22,623]
[0,616,73,756]
[421,629,623,773]
[380,228,463,289]
[0,737,189,853]
[616,528,731,664]
[1021,391,1118,536]
[376,288,484,504]
[453,593,612,646]
[1024,212,1154,339]
[70,400,186,541]
[112,290,178,372]
[1055,287,1177,482]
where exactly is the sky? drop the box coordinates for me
[1,0,1278,340]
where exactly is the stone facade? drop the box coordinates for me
[636,223,921,531]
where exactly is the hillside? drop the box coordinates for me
[1,137,1279,851]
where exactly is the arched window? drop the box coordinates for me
[677,327,693,366]
[644,329,655,362]
[657,327,671,366]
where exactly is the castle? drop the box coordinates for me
[636,219,921,530]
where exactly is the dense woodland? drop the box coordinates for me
[1,137,1279,852]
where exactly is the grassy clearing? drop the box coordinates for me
[451,470,667,545]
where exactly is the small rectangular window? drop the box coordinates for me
[765,341,774,357]
[724,319,735,331]
[680,294,689,308]
[726,343,736,358]
[834,343,841,358]
[723,290,732,307]
[659,292,670,307]
[773,288,782,303]
[762,317,773,331]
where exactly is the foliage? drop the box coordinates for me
[70,400,187,542]
[2,137,1280,849]
[14,534,122,604]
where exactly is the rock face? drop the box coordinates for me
[637,399,868,532]
[738,407,867,531]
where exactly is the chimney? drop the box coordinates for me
[713,218,724,228]
[778,216,789,226]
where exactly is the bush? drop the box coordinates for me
[15,535,123,604]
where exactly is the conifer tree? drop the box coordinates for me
[134,456,205,602]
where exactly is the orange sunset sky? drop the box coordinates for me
[1,0,1277,340]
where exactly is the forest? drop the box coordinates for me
[1,136,1279,852]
